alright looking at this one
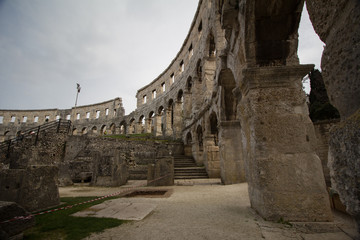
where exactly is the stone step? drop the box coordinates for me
[174,175,209,179]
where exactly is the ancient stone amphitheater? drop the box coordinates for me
[0,0,359,228]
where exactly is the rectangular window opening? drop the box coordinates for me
[22,116,27,123]
[45,115,50,122]
[34,116,39,123]
[113,109,117,116]
[152,90,157,99]
[188,44,193,58]
[180,60,184,72]
[170,73,175,84]
[0,116,3,124]
[143,95,147,104]
[105,108,109,116]
[161,82,166,92]
[66,115,71,120]
[86,112,90,119]
[76,113,80,120]
[96,111,100,119]
[11,116,16,122]
[56,115,60,120]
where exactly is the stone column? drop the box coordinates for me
[218,121,246,184]
[173,101,183,139]
[239,65,332,222]
[155,114,162,137]
[165,109,173,137]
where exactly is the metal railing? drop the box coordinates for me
[0,119,72,158]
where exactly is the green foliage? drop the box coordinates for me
[277,217,293,227]
[309,101,340,122]
[24,197,125,240]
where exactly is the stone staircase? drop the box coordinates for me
[174,155,208,179]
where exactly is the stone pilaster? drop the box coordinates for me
[239,65,333,222]
[218,121,246,184]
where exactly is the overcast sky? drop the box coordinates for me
[0,0,324,114]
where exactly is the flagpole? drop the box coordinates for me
[74,84,81,120]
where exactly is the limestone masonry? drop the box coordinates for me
[0,0,359,232]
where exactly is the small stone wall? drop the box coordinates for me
[62,136,183,185]
[0,166,60,212]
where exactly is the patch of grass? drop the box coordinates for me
[24,196,126,240]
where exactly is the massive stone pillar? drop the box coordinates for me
[204,135,220,178]
[183,92,192,119]
[239,65,333,222]
[218,121,246,184]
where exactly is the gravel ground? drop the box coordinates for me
[59,180,358,240]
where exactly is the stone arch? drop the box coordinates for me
[218,68,237,121]
[81,127,87,135]
[72,128,78,136]
[4,131,10,141]
[186,76,192,93]
[110,123,116,134]
[165,99,174,137]
[91,126,97,134]
[196,125,203,151]
[129,118,135,134]
[156,106,165,136]
[100,125,107,135]
[120,120,127,134]
[209,111,219,146]
[196,59,202,82]
[147,111,155,134]
[207,32,216,57]
[252,1,303,66]
[138,115,145,133]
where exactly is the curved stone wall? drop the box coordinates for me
[0,98,124,141]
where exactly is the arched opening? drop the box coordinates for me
[166,99,174,137]
[196,125,203,152]
[92,126,97,134]
[186,76,192,93]
[196,59,202,82]
[81,127,87,135]
[72,128,78,136]
[129,118,135,134]
[110,123,116,134]
[207,32,216,57]
[218,68,237,121]
[177,90,184,110]
[148,111,155,134]
[157,106,165,136]
[120,120,127,134]
[184,131,193,157]
[139,115,145,133]
[4,131,10,141]
[100,125,107,135]
[209,112,219,146]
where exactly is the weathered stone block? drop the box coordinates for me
[0,166,60,212]
[147,157,174,186]
[0,201,35,239]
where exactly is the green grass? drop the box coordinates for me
[24,196,126,240]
